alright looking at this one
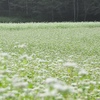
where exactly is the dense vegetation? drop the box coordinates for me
[0,22,100,100]
[0,0,100,22]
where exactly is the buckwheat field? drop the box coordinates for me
[0,22,100,100]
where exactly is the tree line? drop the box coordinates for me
[0,0,100,22]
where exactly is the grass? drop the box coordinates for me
[0,22,100,100]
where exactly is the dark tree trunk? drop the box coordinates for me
[51,0,54,21]
[76,0,79,21]
[26,0,28,16]
[8,0,10,16]
[73,0,76,21]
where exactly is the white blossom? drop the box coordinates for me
[45,77,58,84]
[63,62,78,68]
[0,88,6,93]
[18,44,27,48]
[39,89,57,97]
[78,69,88,75]
[13,82,28,88]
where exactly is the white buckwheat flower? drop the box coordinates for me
[63,62,78,68]
[78,69,88,75]
[45,77,58,84]
[13,82,28,88]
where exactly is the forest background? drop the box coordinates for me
[0,0,100,22]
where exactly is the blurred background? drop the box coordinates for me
[0,0,100,22]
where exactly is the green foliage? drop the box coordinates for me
[0,0,100,21]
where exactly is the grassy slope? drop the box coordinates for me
[0,22,100,100]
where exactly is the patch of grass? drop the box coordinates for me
[0,22,100,100]
[0,22,100,30]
